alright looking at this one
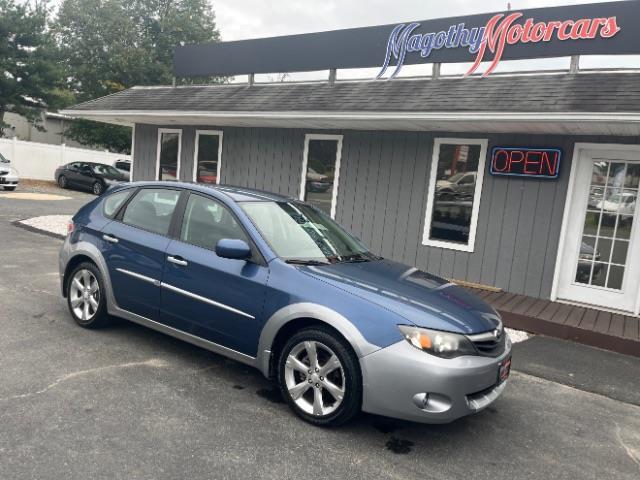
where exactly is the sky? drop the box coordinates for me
[211,0,640,81]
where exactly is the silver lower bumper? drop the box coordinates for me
[360,336,512,424]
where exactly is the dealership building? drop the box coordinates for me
[63,1,640,347]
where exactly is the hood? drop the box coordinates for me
[299,259,500,334]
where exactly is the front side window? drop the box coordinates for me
[181,194,247,251]
[157,129,181,181]
[122,188,180,236]
[92,164,121,176]
[422,139,487,252]
[300,135,343,218]
[241,201,371,263]
[193,131,222,184]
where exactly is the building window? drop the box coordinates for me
[193,130,223,184]
[422,138,488,252]
[156,128,182,181]
[300,134,343,218]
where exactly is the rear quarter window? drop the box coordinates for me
[102,189,132,218]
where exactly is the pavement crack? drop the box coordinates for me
[0,358,169,402]
[615,423,640,469]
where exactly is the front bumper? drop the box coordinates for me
[360,335,512,424]
[0,174,19,187]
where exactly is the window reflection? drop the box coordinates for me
[304,138,340,215]
[158,132,180,181]
[195,134,220,184]
[429,144,482,245]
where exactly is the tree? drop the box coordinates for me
[0,0,70,137]
[55,0,221,152]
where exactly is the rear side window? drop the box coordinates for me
[180,194,248,250]
[122,188,180,236]
[103,190,131,218]
[116,161,130,172]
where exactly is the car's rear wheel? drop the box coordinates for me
[92,181,104,195]
[67,262,112,328]
[58,175,67,189]
[278,327,361,427]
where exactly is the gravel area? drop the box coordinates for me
[18,215,72,238]
[506,328,531,343]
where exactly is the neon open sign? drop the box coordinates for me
[490,147,562,179]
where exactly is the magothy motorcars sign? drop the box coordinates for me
[174,1,640,79]
[379,13,620,78]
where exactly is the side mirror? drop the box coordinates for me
[215,238,251,260]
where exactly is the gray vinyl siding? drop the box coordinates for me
[132,123,640,300]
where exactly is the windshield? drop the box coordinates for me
[241,201,374,264]
[0,152,8,163]
[92,164,121,176]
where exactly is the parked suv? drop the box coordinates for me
[0,152,19,191]
[59,182,511,426]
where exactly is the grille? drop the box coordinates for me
[469,330,506,357]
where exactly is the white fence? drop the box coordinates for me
[0,137,131,181]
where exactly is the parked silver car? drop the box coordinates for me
[0,153,19,191]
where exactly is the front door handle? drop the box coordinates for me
[102,234,119,244]
[167,255,188,267]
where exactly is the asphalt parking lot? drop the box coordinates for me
[1,185,639,480]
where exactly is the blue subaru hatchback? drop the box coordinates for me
[59,182,511,426]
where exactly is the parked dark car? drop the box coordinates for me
[55,162,128,195]
[59,182,511,427]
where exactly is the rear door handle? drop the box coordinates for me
[102,234,119,244]
[167,255,188,267]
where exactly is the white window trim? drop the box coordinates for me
[130,124,136,181]
[300,133,343,219]
[422,137,488,253]
[192,130,223,184]
[155,128,182,181]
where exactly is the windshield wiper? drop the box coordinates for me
[339,253,376,263]
[285,259,331,266]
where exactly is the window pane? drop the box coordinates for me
[429,143,481,245]
[103,190,131,218]
[304,139,339,215]
[158,132,180,181]
[122,189,180,236]
[196,134,220,184]
[181,195,247,251]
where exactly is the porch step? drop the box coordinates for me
[469,289,640,358]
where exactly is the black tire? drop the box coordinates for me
[277,326,362,427]
[58,175,67,189]
[92,181,104,195]
[66,261,112,329]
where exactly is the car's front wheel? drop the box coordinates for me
[278,327,362,427]
[66,262,112,328]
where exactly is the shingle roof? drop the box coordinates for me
[67,72,640,114]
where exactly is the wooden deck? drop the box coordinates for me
[469,289,640,357]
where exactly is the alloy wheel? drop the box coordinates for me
[93,182,103,195]
[284,340,345,416]
[69,269,100,322]
[58,175,67,188]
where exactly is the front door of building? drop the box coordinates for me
[556,145,640,315]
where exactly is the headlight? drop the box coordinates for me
[398,325,477,358]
